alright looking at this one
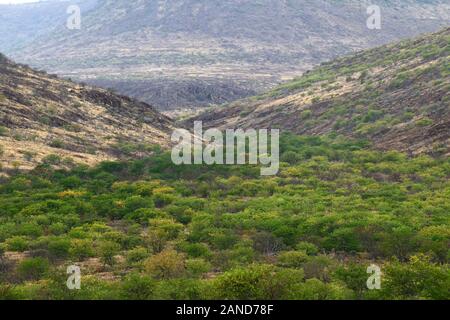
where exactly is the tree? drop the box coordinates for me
[379,255,450,300]
[125,208,160,225]
[277,251,309,268]
[302,255,336,282]
[145,219,184,254]
[287,278,353,300]
[126,247,150,264]
[179,242,212,258]
[334,263,368,298]
[48,238,71,259]
[146,229,169,254]
[381,226,418,261]
[120,273,156,300]
[417,226,450,263]
[186,259,212,278]
[296,241,319,256]
[145,249,186,279]
[211,264,304,300]
[5,236,28,252]
[252,231,284,255]
[69,239,94,261]
[17,257,50,281]
[98,241,121,267]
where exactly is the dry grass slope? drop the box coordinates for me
[0,53,174,172]
[189,28,450,156]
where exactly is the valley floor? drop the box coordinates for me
[0,134,448,300]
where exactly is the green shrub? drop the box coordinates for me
[287,278,353,300]
[49,140,65,149]
[362,109,383,123]
[0,126,8,136]
[300,110,313,120]
[144,249,186,279]
[18,223,43,238]
[277,251,309,268]
[126,247,149,264]
[42,154,62,165]
[0,285,22,300]
[378,255,450,300]
[17,257,50,281]
[296,242,319,256]
[416,117,433,127]
[280,151,301,164]
[179,243,211,259]
[98,241,121,266]
[186,259,211,278]
[6,236,29,252]
[212,264,304,300]
[48,223,67,236]
[48,238,71,259]
[69,239,94,261]
[120,273,156,300]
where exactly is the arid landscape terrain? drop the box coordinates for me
[0,53,173,171]
[1,0,449,110]
[190,28,450,156]
[0,0,448,302]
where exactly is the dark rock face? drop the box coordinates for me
[87,78,257,111]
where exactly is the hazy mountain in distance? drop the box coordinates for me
[0,0,99,54]
[1,0,449,110]
[0,52,173,172]
[189,28,450,156]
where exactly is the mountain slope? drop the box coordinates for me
[0,53,174,172]
[3,0,449,110]
[190,28,450,156]
[0,0,99,54]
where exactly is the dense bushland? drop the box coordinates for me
[0,134,448,300]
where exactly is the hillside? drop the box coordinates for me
[190,28,450,156]
[0,18,449,301]
[0,53,174,172]
[0,0,99,54]
[2,0,449,110]
[0,112,449,301]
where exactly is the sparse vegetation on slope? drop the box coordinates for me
[190,28,450,155]
[0,53,174,172]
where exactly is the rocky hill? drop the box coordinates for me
[0,0,99,54]
[2,0,449,110]
[0,53,174,172]
[189,28,450,156]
